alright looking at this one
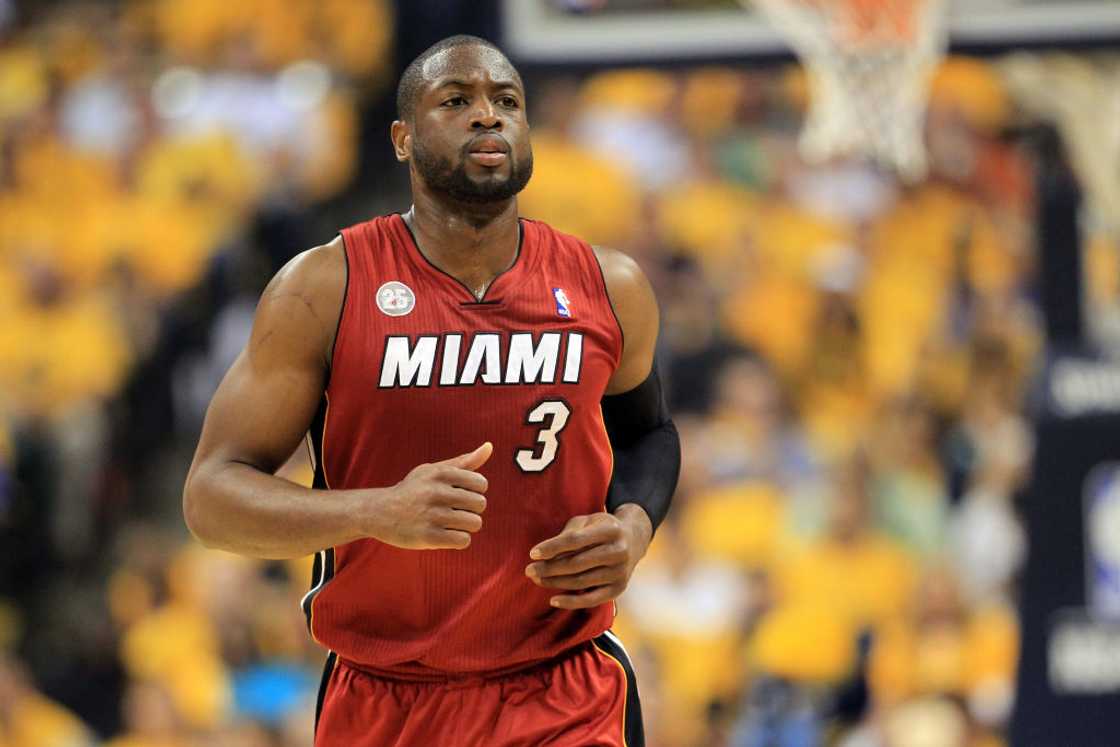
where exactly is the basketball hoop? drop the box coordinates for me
[746,0,949,181]
[1000,53,1120,239]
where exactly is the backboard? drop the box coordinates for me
[502,0,1120,63]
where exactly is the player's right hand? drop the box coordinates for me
[370,442,492,550]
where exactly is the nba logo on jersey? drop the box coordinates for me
[553,287,572,318]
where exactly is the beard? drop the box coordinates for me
[412,138,533,204]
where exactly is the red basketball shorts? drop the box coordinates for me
[313,632,643,747]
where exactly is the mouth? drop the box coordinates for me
[467,135,510,167]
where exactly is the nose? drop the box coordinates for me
[470,100,502,131]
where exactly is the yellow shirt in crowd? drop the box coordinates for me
[0,695,91,747]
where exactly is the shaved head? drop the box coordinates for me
[396,35,522,122]
[390,35,532,206]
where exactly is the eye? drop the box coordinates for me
[499,95,520,109]
[441,95,467,107]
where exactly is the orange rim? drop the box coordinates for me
[786,0,924,45]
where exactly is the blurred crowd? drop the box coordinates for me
[0,1,391,745]
[2,1,1118,746]
[524,62,1040,747]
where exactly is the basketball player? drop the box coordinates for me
[183,35,679,746]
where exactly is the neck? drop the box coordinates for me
[404,189,521,300]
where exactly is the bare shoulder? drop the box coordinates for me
[265,236,346,311]
[251,236,347,366]
[591,245,657,323]
[592,246,659,393]
[592,245,647,298]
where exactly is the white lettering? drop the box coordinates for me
[379,336,437,388]
[506,333,561,384]
[440,334,462,385]
[378,332,586,388]
[563,333,583,384]
[1049,617,1120,694]
[459,334,502,385]
[1051,360,1120,416]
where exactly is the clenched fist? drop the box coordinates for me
[369,442,492,550]
[524,505,653,609]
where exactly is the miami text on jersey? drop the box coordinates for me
[379,331,584,388]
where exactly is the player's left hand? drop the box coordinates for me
[525,506,652,609]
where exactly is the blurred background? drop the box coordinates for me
[1,0,1119,745]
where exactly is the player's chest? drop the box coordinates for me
[332,275,617,402]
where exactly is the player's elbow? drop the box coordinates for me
[182,464,221,549]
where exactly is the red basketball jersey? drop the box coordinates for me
[301,213,623,678]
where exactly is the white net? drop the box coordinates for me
[747,0,949,181]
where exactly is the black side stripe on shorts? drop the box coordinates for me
[593,631,645,747]
[314,651,338,736]
[300,547,336,631]
[301,395,336,633]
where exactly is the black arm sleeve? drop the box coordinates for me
[601,365,681,533]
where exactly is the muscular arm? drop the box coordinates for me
[183,237,490,559]
[596,245,680,535]
[182,239,362,558]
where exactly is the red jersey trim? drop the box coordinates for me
[391,213,532,305]
[596,403,615,511]
[304,391,336,647]
[585,243,626,372]
[328,233,353,388]
[319,391,334,490]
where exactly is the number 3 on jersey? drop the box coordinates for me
[515,400,572,472]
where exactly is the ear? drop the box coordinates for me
[390,120,411,163]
